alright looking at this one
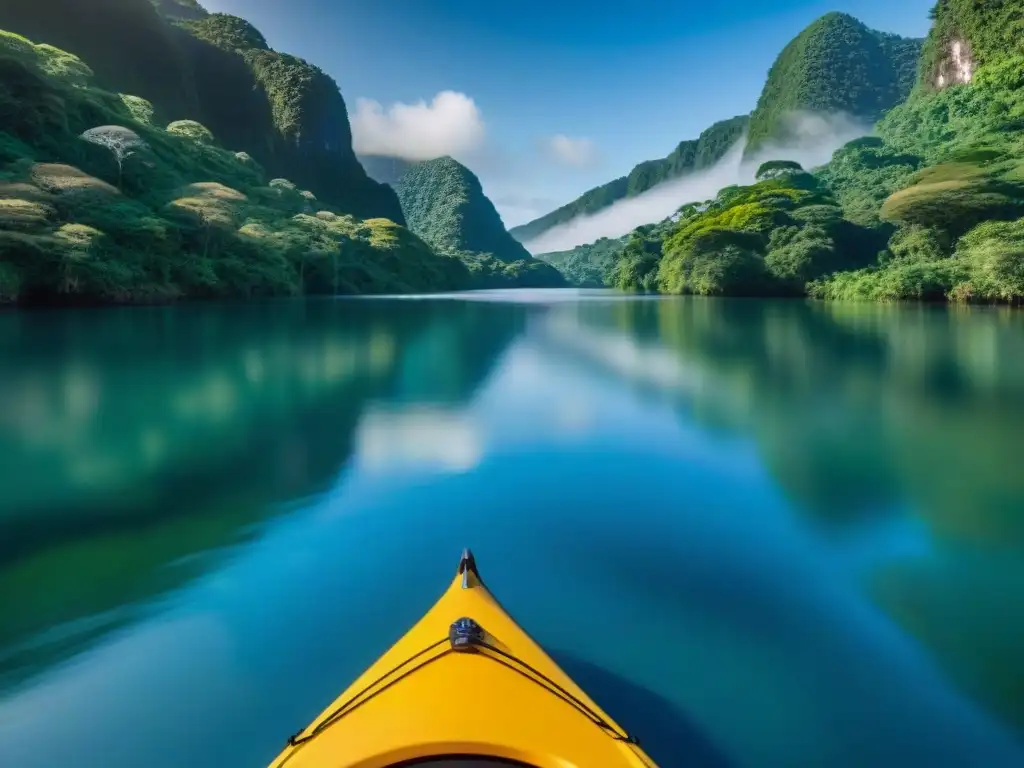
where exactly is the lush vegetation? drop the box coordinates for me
[513,13,921,246]
[804,0,1024,304]
[394,157,529,262]
[624,115,751,197]
[915,0,1022,89]
[607,168,881,296]
[746,13,922,154]
[0,1,566,302]
[0,30,472,304]
[177,11,403,222]
[363,155,566,288]
[591,4,1024,305]
[0,0,404,222]
[508,116,749,244]
[536,237,627,287]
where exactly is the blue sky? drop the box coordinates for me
[202,0,936,226]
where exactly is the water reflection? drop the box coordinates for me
[544,297,1024,736]
[0,299,527,687]
[1,293,1023,768]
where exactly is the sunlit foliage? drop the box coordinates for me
[0,31,470,304]
[745,12,920,153]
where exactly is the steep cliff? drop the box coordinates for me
[179,13,403,222]
[393,157,530,261]
[0,30,469,304]
[745,13,921,154]
[0,0,403,222]
[361,154,567,287]
[0,0,199,120]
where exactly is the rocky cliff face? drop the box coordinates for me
[935,39,974,88]
[919,0,1014,93]
[0,0,404,223]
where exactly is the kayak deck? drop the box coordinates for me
[268,550,657,768]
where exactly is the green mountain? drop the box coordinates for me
[745,12,922,155]
[0,5,476,304]
[508,115,748,244]
[914,0,997,91]
[512,13,920,247]
[604,3,1024,306]
[0,0,403,222]
[807,0,1024,303]
[361,155,567,288]
[395,157,531,262]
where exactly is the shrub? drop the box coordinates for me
[166,120,216,145]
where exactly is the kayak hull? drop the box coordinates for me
[268,550,657,768]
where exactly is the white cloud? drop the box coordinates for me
[351,90,486,161]
[542,134,599,168]
[522,111,870,254]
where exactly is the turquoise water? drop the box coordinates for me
[1,291,1023,767]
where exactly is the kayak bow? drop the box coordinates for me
[268,549,658,768]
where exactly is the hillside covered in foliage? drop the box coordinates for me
[0,28,475,303]
[804,0,1024,304]
[361,155,567,288]
[607,162,883,295]
[0,0,404,223]
[511,13,920,247]
[509,116,749,244]
[535,237,626,288]
[745,12,922,155]
[0,0,573,303]
[556,3,1024,306]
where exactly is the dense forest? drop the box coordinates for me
[536,237,627,288]
[361,155,566,288]
[0,0,403,222]
[0,0,557,304]
[744,13,922,155]
[513,14,922,246]
[4,0,1024,304]
[546,4,1024,305]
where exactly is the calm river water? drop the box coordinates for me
[1,291,1022,767]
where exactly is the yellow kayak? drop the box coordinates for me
[268,549,658,768]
